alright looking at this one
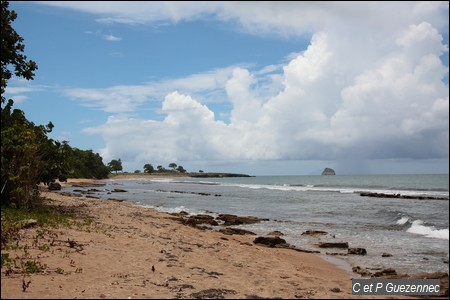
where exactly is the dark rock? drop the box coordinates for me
[48,182,62,190]
[291,248,320,254]
[330,287,341,293]
[112,188,128,192]
[352,266,372,277]
[219,227,256,235]
[217,214,267,226]
[195,225,213,231]
[107,198,124,202]
[178,284,194,290]
[301,230,328,236]
[326,252,348,256]
[156,189,220,197]
[321,168,336,175]
[359,192,448,200]
[253,236,287,248]
[268,230,284,236]
[373,268,397,277]
[318,242,348,249]
[189,288,238,299]
[381,252,392,257]
[183,214,219,227]
[348,247,367,255]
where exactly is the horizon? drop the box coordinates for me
[5,2,449,176]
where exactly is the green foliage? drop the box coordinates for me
[1,1,38,104]
[169,162,177,170]
[176,165,186,173]
[23,260,46,274]
[1,101,42,208]
[65,147,110,179]
[143,163,154,173]
[1,204,92,247]
[1,1,49,208]
[1,2,111,208]
[108,159,123,174]
[1,253,11,268]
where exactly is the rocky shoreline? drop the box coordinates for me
[174,211,449,297]
[2,182,368,299]
[32,179,448,298]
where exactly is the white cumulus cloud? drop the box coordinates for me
[37,1,448,172]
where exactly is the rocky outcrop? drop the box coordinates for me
[268,230,284,236]
[216,214,268,226]
[219,227,256,235]
[301,230,328,236]
[321,168,336,175]
[253,236,287,247]
[348,247,367,255]
[359,192,448,200]
[156,189,221,197]
[182,214,219,227]
[318,242,349,248]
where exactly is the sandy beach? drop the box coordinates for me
[0,177,425,299]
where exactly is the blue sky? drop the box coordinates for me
[5,1,449,175]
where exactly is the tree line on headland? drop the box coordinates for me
[109,160,188,174]
[108,159,251,178]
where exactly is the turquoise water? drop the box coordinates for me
[64,174,449,275]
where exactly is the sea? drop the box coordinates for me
[63,174,449,276]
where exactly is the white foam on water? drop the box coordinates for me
[406,220,449,240]
[396,216,410,225]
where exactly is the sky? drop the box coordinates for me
[4,1,449,175]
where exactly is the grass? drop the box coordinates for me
[1,197,93,281]
[1,199,93,246]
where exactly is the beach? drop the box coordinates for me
[2,177,364,299]
[1,176,447,299]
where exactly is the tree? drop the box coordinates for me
[176,165,186,173]
[108,159,123,174]
[157,165,165,172]
[65,147,110,179]
[1,2,110,208]
[1,1,42,208]
[1,1,38,104]
[143,163,154,173]
[169,162,177,171]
